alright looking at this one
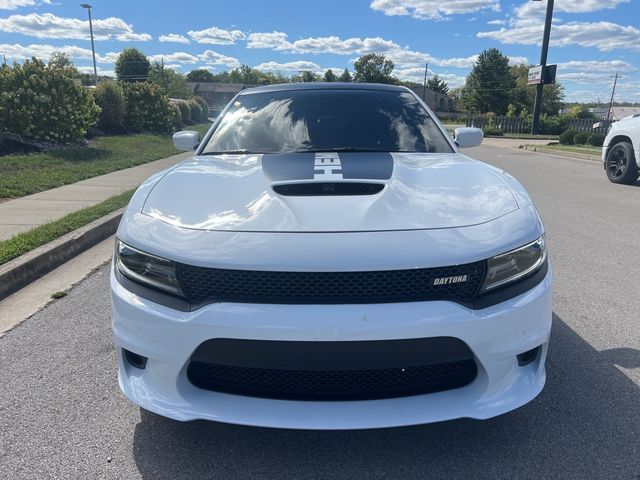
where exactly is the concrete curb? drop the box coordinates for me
[522,145,601,163]
[0,208,123,301]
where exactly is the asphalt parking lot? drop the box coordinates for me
[1,144,639,479]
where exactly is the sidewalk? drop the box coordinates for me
[0,151,190,242]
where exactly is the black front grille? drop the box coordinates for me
[179,261,485,305]
[187,360,477,401]
[273,182,384,196]
[186,337,477,401]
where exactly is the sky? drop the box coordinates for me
[1,0,639,103]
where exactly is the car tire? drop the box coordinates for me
[605,141,639,184]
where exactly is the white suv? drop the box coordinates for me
[603,114,640,184]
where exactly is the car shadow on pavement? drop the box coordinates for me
[132,313,640,480]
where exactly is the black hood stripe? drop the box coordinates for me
[262,152,394,182]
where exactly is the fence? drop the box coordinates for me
[465,115,611,134]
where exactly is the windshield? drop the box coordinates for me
[201,89,454,155]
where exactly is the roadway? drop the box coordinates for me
[1,144,639,479]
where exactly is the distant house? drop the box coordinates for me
[406,86,456,112]
[589,106,640,122]
[610,106,640,122]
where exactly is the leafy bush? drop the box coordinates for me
[188,99,202,123]
[559,129,579,145]
[172,99,192,125]
[587,133,605,147]
[0,58,100,143]
[573,132,589,145]
[93,81,125,134]
[168,101,183,130]
[122,82,172,134]
[194,96,210,121]
[483,125,503,136]
[539,114,570,135]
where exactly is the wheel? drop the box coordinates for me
[605,141,639,184]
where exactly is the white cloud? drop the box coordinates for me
[77,65,115,77]
[478,21,640,51]
[148,51,198,64]
[558,59,635,73]
[480,0,638,51]
[254,60,321,72]
[0,13,151,41]
[197,49,240,68]
[188,26,245,45]
[246,31,290,49]
[158,34,189,44]
[515,0,629,18]
[370,0,500,21]
[487,19,506,25]
[0,42,117,64]
[0,0,35,9]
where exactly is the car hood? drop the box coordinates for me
[141,152,519,232]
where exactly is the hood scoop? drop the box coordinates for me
[273,182,385,196]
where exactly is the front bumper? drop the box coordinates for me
[111,266,552,430]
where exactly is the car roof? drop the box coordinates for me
[240,82,412,95]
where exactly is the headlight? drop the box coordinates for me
[115,240,184,296]
[481,236,546,292]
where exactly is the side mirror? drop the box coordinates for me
[454,127,483,149]
[172,130,200,151]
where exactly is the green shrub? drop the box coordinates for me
[93,81,125,133]
[188,99,202,123]
[483,125,503,136]
[0,58,100,143]
[573,132,589,145]
[168,101,183,130]
[122,82,172,134]
[539,114,569,135]
[173,99,192,125]
[559,129,578,145]
[587,133,605,147]
[194,96,209,121]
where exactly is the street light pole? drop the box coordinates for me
[80,3,98,82]
[531,0,554,135]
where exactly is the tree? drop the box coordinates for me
[115,48,150,82]
[228,65,264,85]
[293,70,320,82]
[323,69,337,82]
[148,62,192,99]
[460,48,515,114]
[353,54,396,84]
[508,64,564,116]
[186,69,216,82]
[426,74,449,94]
[339,68,352,82]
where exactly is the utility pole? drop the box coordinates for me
[531,0,554,134]
[80,4,98,82]
[422,63,428,101]
[606,72,619,123]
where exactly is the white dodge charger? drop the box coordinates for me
[111,83,552,429]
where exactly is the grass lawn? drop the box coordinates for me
[0,123,211,199]
[529,143,602,156]
[0,189,133,265]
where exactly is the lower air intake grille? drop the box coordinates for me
[186,337,478,401]
[179,261,485,306]
[187,359,477,401]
